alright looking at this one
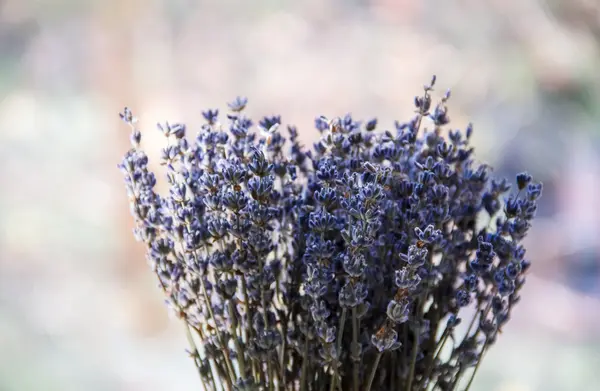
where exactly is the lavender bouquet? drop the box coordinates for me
[118,77,541,391]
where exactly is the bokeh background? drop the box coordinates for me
[1,0,600,390]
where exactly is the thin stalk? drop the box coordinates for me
[279,295,292,388]
[252,359,259,385]
[199,277,236,388]
[206,356,218,391]
[318,366,327,390]
[462,309,480,345]
[280,319,288,388]
[390,352,396,391]
[274,276,283,306]
[257,360,265,385]
[433,327,451,360]
[264,327,274,390]
[462,294,493,346]
[228,300,247,377]
[329,307,347,391]
[156,275,218,390]
[352,306,359,391]
[184,323,211,389]
[256,253,274,391]
[194,326,218,391]
[241,275,252,343]
[300,338,309,391]
[402,324,409,378]
[455,302,493,385]
[365,351,382,391]
[421,304,441,386]
[406,300,424,391]
[405,328,420,391]
[234,212,252,347]
[463,341,489,391]
[165,241,217,389]
[421,326,451,389]
[266,356,273,390]
[450,366,464,391]
[271,358,282,387]
[178,230,231,387]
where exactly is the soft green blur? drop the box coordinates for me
[1,1,599,390]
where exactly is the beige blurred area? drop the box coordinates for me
[1,0,599,390]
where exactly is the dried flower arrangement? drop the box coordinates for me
[118,77,541,391]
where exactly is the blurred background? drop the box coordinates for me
[1,0,600,390]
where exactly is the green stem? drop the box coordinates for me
[402,324,409,378]
[271,359,282,386]
[463,295,493,347]
[406,301,424,391]
[236,212,252,347]
[450,366,464,390]
[228,300,247,378]
[390,352,396,391]
[318,366,327,390]
[252,359,259,385]
[300,338,309,391]
[256,359,264,385]
[206,355,218,391]
[257,257,274,391]
[352,306,359,391]
[200,277,236,388]
[156,274,217,390]
[330,307,347,391]
[433,327,450,360]
[241,275,252,343]
[463,341,489,391]
[462,309,480,344]
[193,324,218,391]
[266,350,274,390]
[213,360,228,390]
[365,351,382,391]
[184,323,210,389]
[454,302,494,386]
[421,326,451,389]
[280,319,288,389]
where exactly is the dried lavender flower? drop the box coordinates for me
[118,77,541,391]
